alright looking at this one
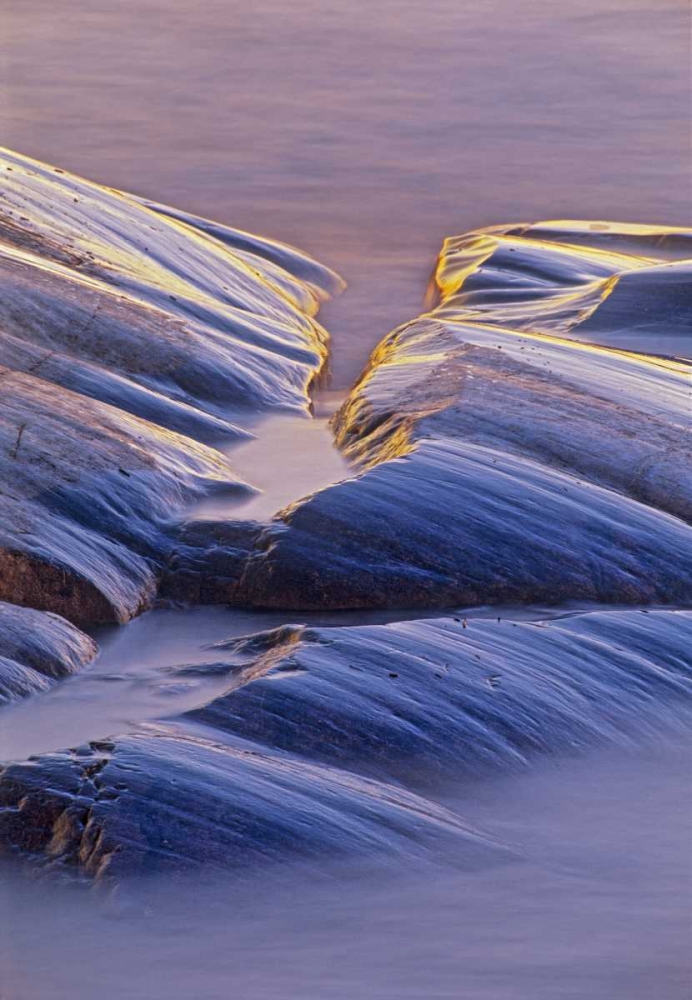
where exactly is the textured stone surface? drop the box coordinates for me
[429,220,692,357]
[0,600,96,705]
[2,206,691,883]
[195,609,692,784]
[227,223,692,610]
[1,609,689,880]
[0,728,501,880]
[0,148,341,624]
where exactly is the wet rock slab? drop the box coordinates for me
[2,201,692,883]
[0,148,341,624]
[430,220,692,357]
[0,600,96,705]
[0,728,501,881]
[194,609,692,784]
[1,609,689,880]
[226,222,692,610]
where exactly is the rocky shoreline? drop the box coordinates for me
[1,150,690,882]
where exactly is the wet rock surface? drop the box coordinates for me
[1,608,689,880]
[0,728,502,880]
[0,600,96,705]
[193,609,692,785]
[231,223,692,610]
[0,148,340,623]
[430,220,692,357]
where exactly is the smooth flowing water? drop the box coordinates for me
[193,408,352,522]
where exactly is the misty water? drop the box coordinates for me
[193,405,352,522]
[1,0,691,997]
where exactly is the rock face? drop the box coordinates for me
[193,609,692,785]
[0,148,341,624]
[225,222,692,610]
[1,609,689,879]
[0,601,96,705]
[0,728,499,881]
[429,220,692,357]
[1,200,691,884]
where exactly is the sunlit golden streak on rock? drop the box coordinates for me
[212,222,692,610]
[0,148,342,625]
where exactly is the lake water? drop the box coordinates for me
[0,3,691,997]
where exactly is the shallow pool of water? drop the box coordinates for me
[194,408,352,522]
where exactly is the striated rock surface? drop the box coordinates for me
[429,220,692,357]
[0,728,502,881]
[193,609,692,785]
[223,223,692,610]
[0,601,96,705]
[0,148,341,624]
[2,207,691,882]
[0,373,249,624]
[1,608,689,879]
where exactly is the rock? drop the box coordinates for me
[193,609,692,785]
[0,148,342,624]
[430,220,692,357]
[0,600,96,705]
[159,519,266,605]
[0,369,252,623]
[0,728,502,881]
[227,223,692,610]
[1,608,689,880]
